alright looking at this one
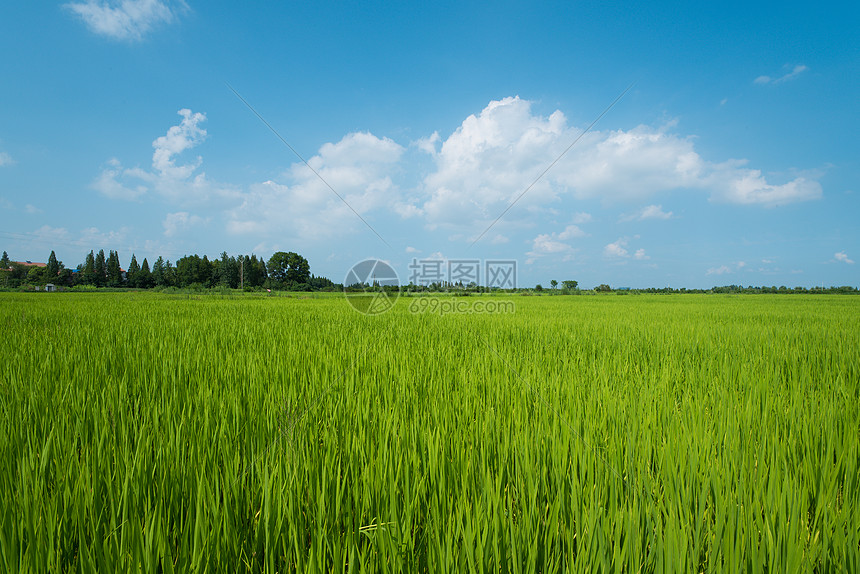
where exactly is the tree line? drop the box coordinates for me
[0,249,339,291]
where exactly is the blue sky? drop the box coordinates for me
[1,1,857,288]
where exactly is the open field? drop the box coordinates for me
[0,292,858,571]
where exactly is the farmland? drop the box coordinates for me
[0,292,858,571]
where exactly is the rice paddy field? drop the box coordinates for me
[0,291,858,572]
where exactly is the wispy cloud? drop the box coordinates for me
[706,265,732,276]
[163,211,205,237]
[834,251,854,264]
[0,151,14,166]
[707,261,748,275]
[64,0,187,41]
[92,158,147,200]
[619,204,673,222]
[754,64,808,85]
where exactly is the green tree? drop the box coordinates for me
[0,251,9,269]
[94,250,107,287]
[176,254,214,287]
[139,258,153,288]
[550,279,558,290]
[46,251,60,277]
[164,260,176,286]
[107,250,123,287]
[27,266,44,285]
[152,256,166,286]
[6,263,29,287]
[127,254,141,287]
[57,268,75,287]
[267,251,310,288]
[201,255,214,287]
[217,251,239,288]
[81,251,96,285]
[561,280,578,291]
[244,254,267,288]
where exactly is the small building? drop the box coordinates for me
[45,284,56,292]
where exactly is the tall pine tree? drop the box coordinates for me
[139,258,152,288]
[107,251,123,287]
[94,250,106,287]
[151,256,165,286]
[127,254,140,287]
[82,251,96,285]
[46,251,60,277]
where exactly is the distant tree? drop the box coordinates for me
[139,258,153,288]
[107,250,123,287]
[57,268,75,287]
[164,260,176,286]
[596,284,612,292]
[6,262,29,287]
[561,280,578,291]
[27,266,44,285]
[82,251,96,285]
[175,256,195,287]
[217,251,239,288]
[176,254,214,287]
[127,254,141,287]
[46,251,61,277]
[535,284,544,292]
[94,250,107,287]
[550,279,558,290]
[201,255,213,287]
[152,256,166,286]
[267,251,310,288]
[0,251,9,269]
[308,274,338,291]
[244,254,267,288]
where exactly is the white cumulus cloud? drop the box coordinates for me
[151,108,207,180]
[65,0,186,41]
[413,96,822,235]
[604,238,629,258]
[92,109,236,204]
[525,225,585,263]
[834,251,854,264]
[227,132,405,240]
[712,169,821,206]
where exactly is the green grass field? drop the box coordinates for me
[1,292,858,572]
